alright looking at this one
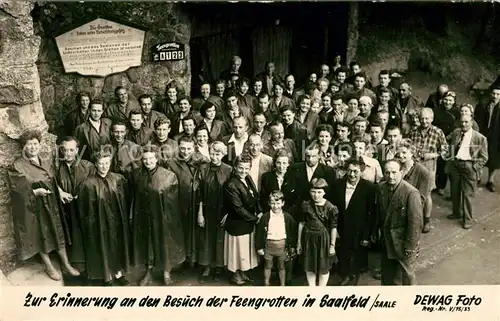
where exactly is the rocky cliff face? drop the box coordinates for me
[0,1,57,270]
[355,2,498,98]
[34,2,191,136]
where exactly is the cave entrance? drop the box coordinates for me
[185,2,350,94]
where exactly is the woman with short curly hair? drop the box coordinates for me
[8,130,80,281]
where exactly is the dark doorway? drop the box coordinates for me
[186,3,349,94]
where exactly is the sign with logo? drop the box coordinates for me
[152,42,185,62]
[55,17,146,77]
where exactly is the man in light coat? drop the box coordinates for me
[446,114,488,229]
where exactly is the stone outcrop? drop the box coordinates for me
[34,2,192,136]
[0,0,54,270]
[345,2,359,66]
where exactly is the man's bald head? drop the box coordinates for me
[248,134,262,145]
[233,116,247,127]
[247,134,263,157]
[399,83,412,98]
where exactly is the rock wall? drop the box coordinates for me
[345,2,358,66]
[0,0,56,270]
[355,2,498,91]
[34,2,191,136]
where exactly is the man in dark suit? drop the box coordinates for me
[126,110,153,146]
[221,116,249,165]
[376,159,423,286]
[425,84,449,109]
[288,142,337,208]
[262,121,299,162]
[64,92,90,136]
[256,61,283,95]
[474,86,500,192]
[446,114,488,229]
[332,158,377,285]
[378,125,402,167]
[105,122,142,180]
[138,94,167,131]
[74,99,111,161]
[259,149,297,286]
[219,56,244,83]
[398,83,424,134]
[352,73,377,105]
[373,70,399,103]
[346,62,373,89]
[283,74,304,104]
[169,96,203,138]
[281,105,309,159]
[192,82,224,115]
[104,86,141,124]
[251,112,272,146]
[255,93,279,124]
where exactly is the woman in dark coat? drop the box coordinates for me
[8,130,80,281]
[200,102,228,142]
[131,145,186,286]
[223,154,263,285]
[297,178,338,286]
[77,150,130,286]
[197,141,233,282]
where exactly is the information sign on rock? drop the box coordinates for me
[55,18,146,77]
[152,42,186,62]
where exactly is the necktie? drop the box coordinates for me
[454,131,465,157]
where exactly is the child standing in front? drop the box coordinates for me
[297,178,339,286]
[256,190,297,286]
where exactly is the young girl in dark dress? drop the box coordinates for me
[297,178,339,286]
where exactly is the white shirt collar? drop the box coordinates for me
[271,210,284,217]
[462,128,473,135]
[361,155,374,167]
[228,133,248,144]
[346,181,358,189]
[307,163,319,172]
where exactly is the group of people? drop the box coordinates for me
[8,54,496,287]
